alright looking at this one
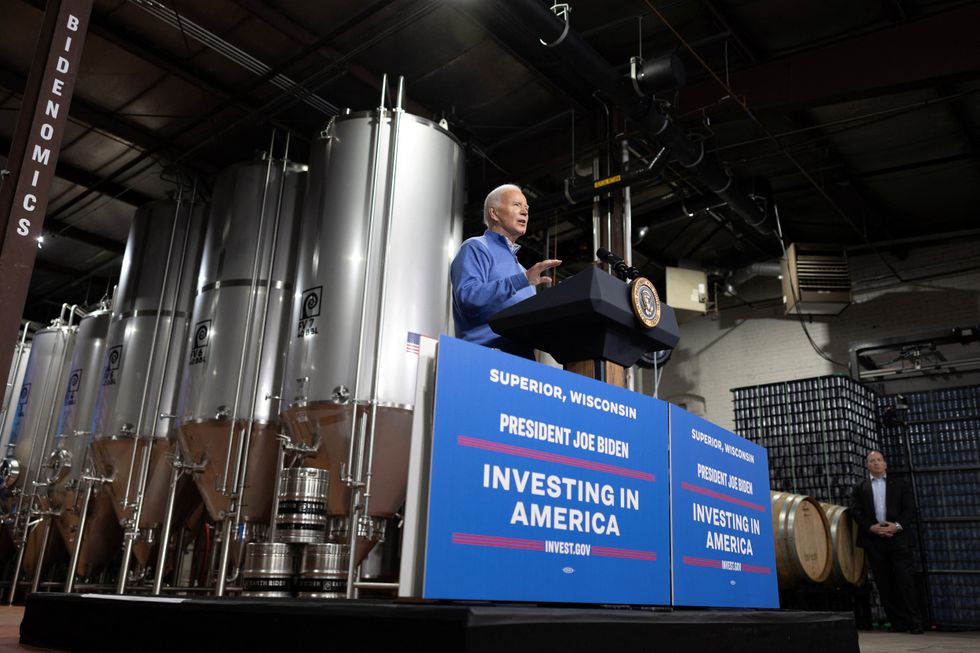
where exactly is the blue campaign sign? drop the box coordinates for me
[669,405,778,607]
[423,336,670,604]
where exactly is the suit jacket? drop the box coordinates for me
[849,475,916,549]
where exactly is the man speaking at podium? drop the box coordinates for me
[451,184,561,359]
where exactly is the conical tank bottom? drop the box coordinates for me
[90,436,201,567]
[281,402,350,515]
[282,403,411,566]
[128,481,202,569]
[281,403,412,520]
[52,487,121,578]
[90,437,176,527]
[22,520,66,578]
[44,433,121,578]
[177,419,279,523]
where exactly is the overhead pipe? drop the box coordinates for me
[491,0,779,254]
[531,151,670,213]
[633,193,727,246]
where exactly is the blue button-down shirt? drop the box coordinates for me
[871,475,887,523]
[450,230,536,355]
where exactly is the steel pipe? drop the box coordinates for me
[488,0,778,252]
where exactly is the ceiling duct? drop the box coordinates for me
[725,260,781,295]
[492,0,779,254]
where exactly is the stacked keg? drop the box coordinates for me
[242,466,349,598]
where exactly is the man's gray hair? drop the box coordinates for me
[483,183,522,227]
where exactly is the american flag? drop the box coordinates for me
[405,331,421,354]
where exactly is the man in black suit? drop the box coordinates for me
[849,450,923,634]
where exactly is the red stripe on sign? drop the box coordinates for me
[451,533,545,551]
[682,556,722,568]
[591,546,656,560]
[456,435,655,482]
[679,481,766,512]
[682,556,771,574]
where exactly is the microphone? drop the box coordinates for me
[596,248,641,280]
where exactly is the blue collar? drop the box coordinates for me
[485,229,521,255]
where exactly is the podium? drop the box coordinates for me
[489,267,680,386]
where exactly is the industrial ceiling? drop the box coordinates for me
[2,0,979,324]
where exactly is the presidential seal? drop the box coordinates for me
[629,277,661,328]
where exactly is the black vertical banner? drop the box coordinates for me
[0,0,93,384]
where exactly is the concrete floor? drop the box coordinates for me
[858,630,980,653]
[0,604,977,652]
[0,606,55,653]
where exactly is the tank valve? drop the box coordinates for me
[331,386,351,404]
[0,458,20,489]
[215,405,231,420]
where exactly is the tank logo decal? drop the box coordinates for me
[189,320,211,365]
[16,384,30,417]
[64,368,82,406]
[297,286,321,338]
[102,345,122,386]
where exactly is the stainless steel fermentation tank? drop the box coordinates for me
[0,310,80,592]
[89,198,206,581]
[177,155,304,528]
[0,332,30,568]
[281,78,464,590]
[1,328,32,455]
[1,322,76,500]
[42,308,121,583]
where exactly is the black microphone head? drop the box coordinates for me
[596,247,612,260]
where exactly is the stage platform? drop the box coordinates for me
[21,593,859,653]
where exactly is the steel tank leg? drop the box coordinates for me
[170,521,187,588]
[214,517,234,596]
[116,439,151,594]
[64,481,94,592]
[6,537,26,605]
[29,519,52,593]
[152,453,183,595]
[267,435,288,542]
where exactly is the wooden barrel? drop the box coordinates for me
[819,502,867,587]
[771,491,832,587]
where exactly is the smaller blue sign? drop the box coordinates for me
[669,406,778,608]
[423,336,671,604]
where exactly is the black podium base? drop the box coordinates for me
[21,593,859,653]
